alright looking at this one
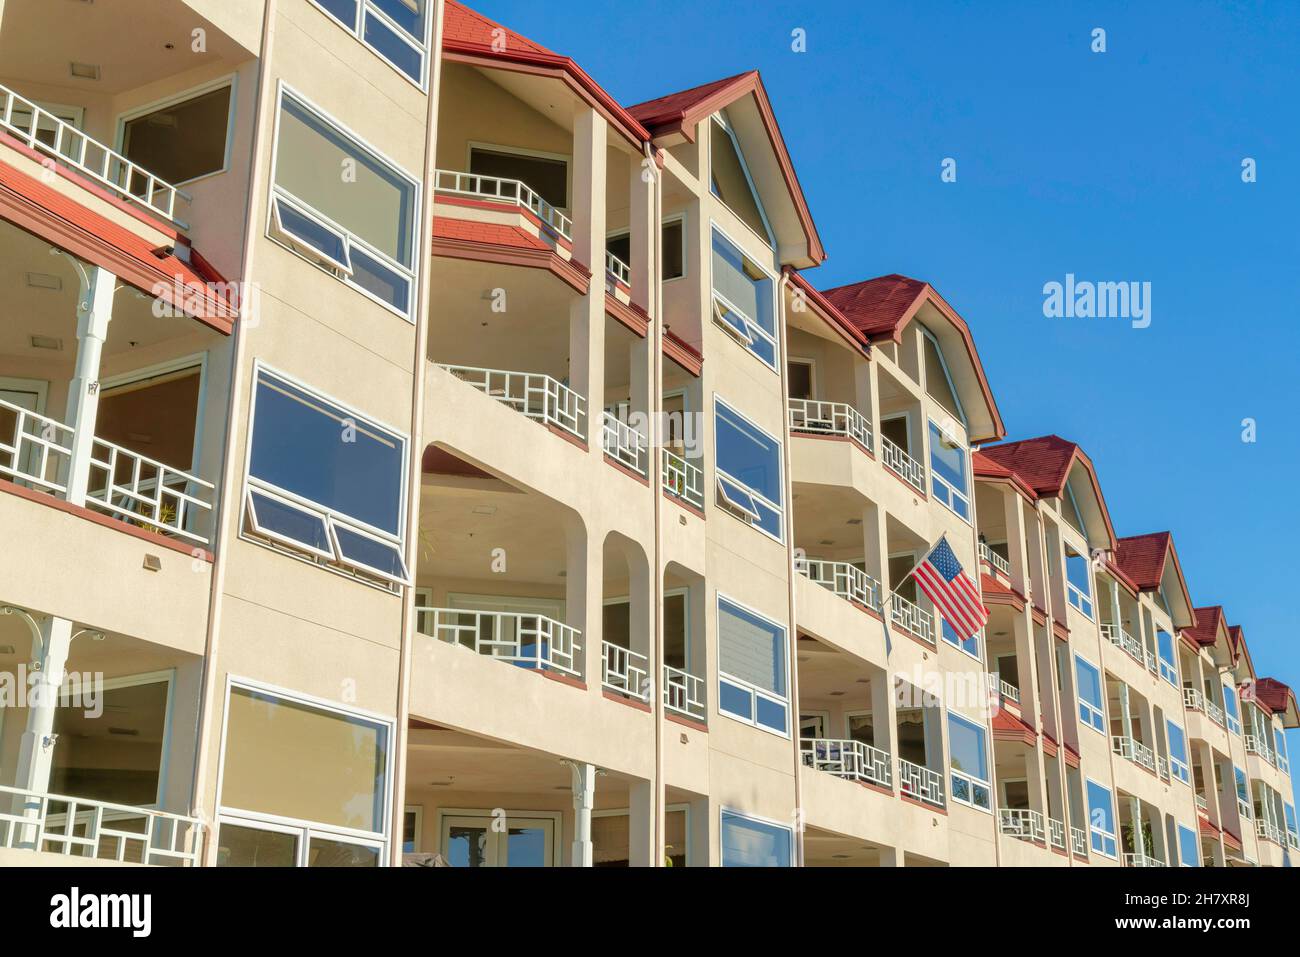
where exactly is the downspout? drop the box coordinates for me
[777,268,803,866]
[390,0,446,867]
[644,140,664,866]
[189,0,278,865]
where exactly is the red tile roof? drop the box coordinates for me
[1185,606,1226,648]
[980,573,1025,609]
[972,449,1037,501]
[977,435,1078,496]
[785,268,869,354]
[821,274,928,339]
[0,154,235,333]
[1114,532,1172,590]
[627,71,756,130]
[991,708,1037,745]
[1254,677,1296,718]
[433,215,550,251]
[443,0,558,56]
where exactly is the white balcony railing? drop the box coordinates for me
[1124,852,1168,867]
[801,738,892,790]
[1000,808,1045,844]
[438,364,586,441]
[1143,647,1158,675]
[1238,796,1252,821]
[796,557,882,612]
[661,449,704,510]
[986,672,1021,704]
[1244,735,1274,766]
[977,542,1011,577]
[880,434,925,491]
[1255,819,1283,845]
[1070,825,1088,856]
[86,438,214,545]
[601,411,648,476]
[1102,622,1144,663]
[604,250,630,286]
[601,641,650,701]
[433,169,572,241]
[1048,817,1066,851]
[0,397,74,494]
[418,606,582,678]
[0,83,191,227]
[787,398,873,451]
[1112,734,1156,773]
[1156,754,1171,783]
[0,783,202,866]
[662,663,705,723]
[898,758,944,808]
[1195,793,1208,811]
[1206,699,1225,728]
[890,592,935,643]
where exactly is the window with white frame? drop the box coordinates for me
[941,619,980,658]
[1064,547,1094,618]
[1285,802,1298,844]
[720,810,792,867]
[244,366,409,585]
[1275,728,1290,773]
[1075,654,1105,733]
[1086,779,1117,858]
[716,596,788,736]
[271,90,418,317]
[310,0,431,84]
[1223,684,1241,734]
[1235,767,1249,813]
[120,80,233,186]
[216,683,392,867]
[1166,719,1191,784]
[1156,629,1178,686]
[1061,480,1086,535]
[709,112,773,245]
[920,326,965,424]
[711,227,777,368]
[947,713,991,810]
[927,419,970,521]
[606,216,686,282]
[714,398,783,540]
[1177,823,1199,866]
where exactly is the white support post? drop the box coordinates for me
[566,760,597,867]
[63,263,116,506]
[1131,796,1147,858]
[13,614,75,794]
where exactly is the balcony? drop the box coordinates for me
[1,398,215,546]
[0,783,201,866]
[661,449,704,510]
[1048,817,1067,851]
[999,807,1045,844]
[801,738,892,790]
[0,83,191,227]
[1102,621,1144,663]
[880,434,925,492]
[987,672,1021,705]
[1183,686,1227,730]
[889,592,935,644]
[1111,734,1156,773]
[1238,796,1252,820]
[663,664,706,723]
[1255,819,1283,846]
[1244,735,1275,766]
[1070,825,1088,857]
[601,411,648,476]
[433,169,573,247]
[602,641,650,702]
[604,249,631,289]
[788,398,873,451]
[978,541,1010,577]
[437,364,586,443]
[898,758,944,808]
[417,606,582,679]
[796,557,882,613]
[1124,852,1168,867]
[1195,793,1208,812]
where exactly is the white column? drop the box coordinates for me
[63,264,116,506]
[567,761,596,867]
[1131,796,1147,858]
[568,106,607,449]
[14,614,75,793]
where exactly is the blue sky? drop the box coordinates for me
[470,0,1300,787]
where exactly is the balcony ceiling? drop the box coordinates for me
[0,0,244,95]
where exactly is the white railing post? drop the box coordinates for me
[661,449,704,509]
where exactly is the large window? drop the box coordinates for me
[921,327,965,423]
[1177,824,1199,866]
[244,366,409,584]
[1235,767,1249,813]
[947,713,991,811]
[709,113,772,244]
[1086,779,1117,858]
[1064,547,1093,618]
[310,0,431,84]
[1285,802,1298,845]
[1075,654,1105,733]
[1156,630,1178,686]
[941,619,980,658]
[720,810,792,867]
[717,596,788,735]
[1275,728,1290,774]
[120,81,233,186]
[1223,685,1241,735]
[711,227,777,368]
[928,420,970,521]
[216,683,391,867]
[439,811,558,867]
[714,398,783,540]
[271,90,418,316]
[1166,720,1191,784]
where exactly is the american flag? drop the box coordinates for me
[910,535,989,640]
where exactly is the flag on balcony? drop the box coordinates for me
[909,535,989,640]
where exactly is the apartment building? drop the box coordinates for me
[0,0,1294,868]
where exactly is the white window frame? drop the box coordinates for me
[308,0,434,89]
[1177,823,1200,867]
[662,211,687,282]
[268,83,421,321]
[719,807,793,867]
[1166,719,1191,785]
[403,805,423,854]
[712,395,784,543]
[1064,547,1094,619]
[1156,629,1179,686]
[919,325,967,425]
[213,676,395,867]
[709,112,776,249]
[716,593,790,739]
[926,418,971,523]
[240,361,411,587]
[1223,684,1241,735]
[114,74,238,188]
[99,353,209,478]
[1085,777,1118,859]
[709,222,780,372]
[1074,652,1106,734]
[947,711,993,812]
[435,808,562,867]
